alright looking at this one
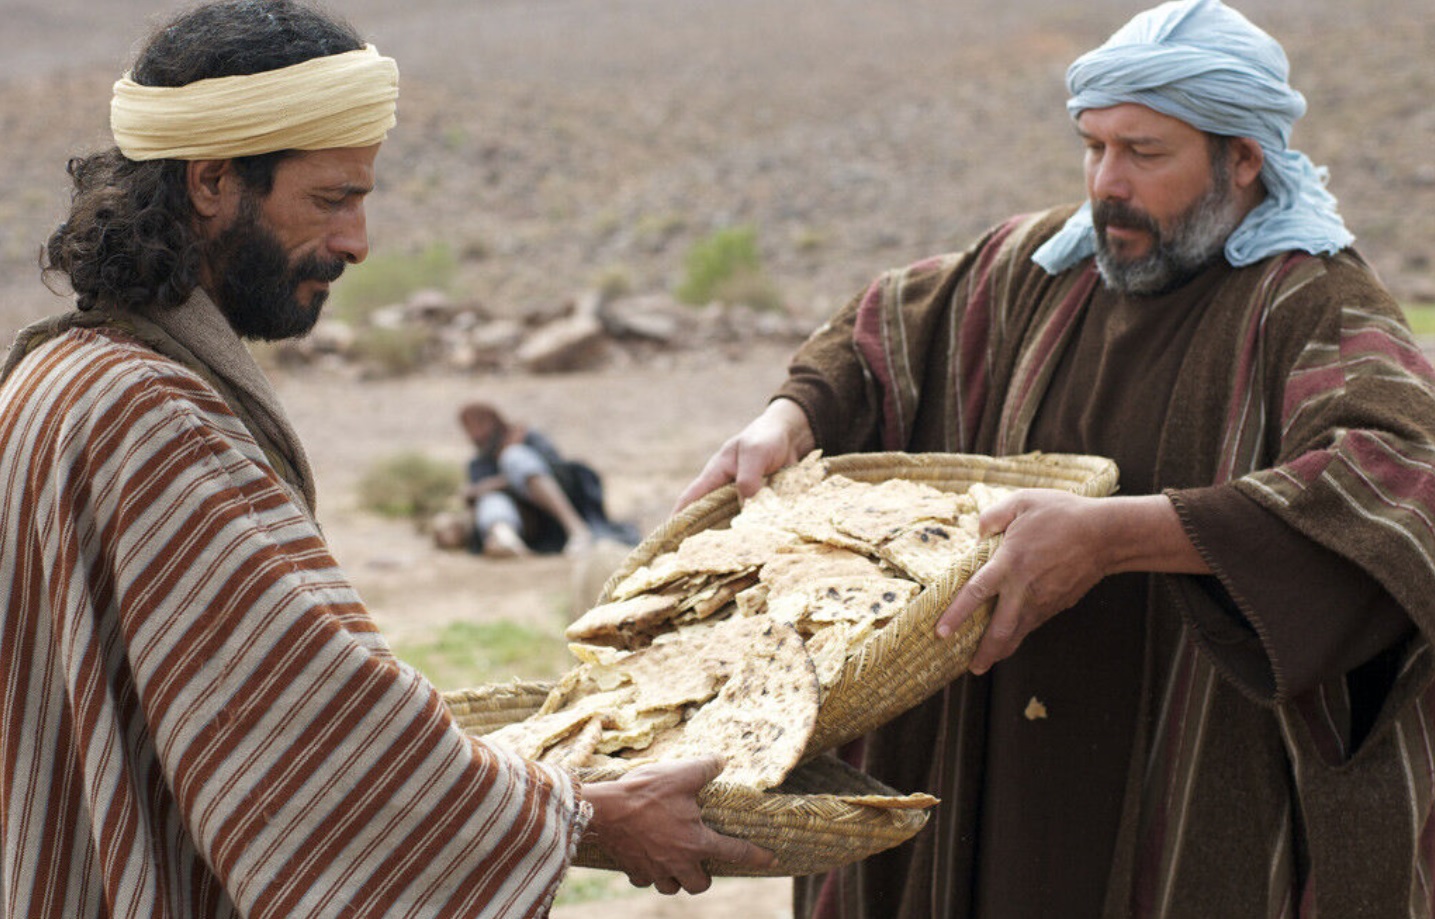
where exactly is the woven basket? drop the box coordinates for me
[444,680,553,735]
[440,683,934,877]
[441,452,1116,878]
[597,451,1119,757]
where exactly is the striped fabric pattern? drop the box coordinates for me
[1,327,584,918]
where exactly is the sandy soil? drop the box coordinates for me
[2,0,1432,914]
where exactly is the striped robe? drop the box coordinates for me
[0,308,586,918]
[780,206,1435,918]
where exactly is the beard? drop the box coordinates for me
[1092,154,1244,297]
[205,197,346,341]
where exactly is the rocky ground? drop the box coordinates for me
[2,0,1432,914]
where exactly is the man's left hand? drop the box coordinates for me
[936,489,1112,674]
[935,490,1211,675]
[581,756,775,895]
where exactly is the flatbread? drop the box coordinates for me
[631,617,819,789]
[546,465,1007,779]
[565,592,681,649]
[765,575,920,629]
[758,542,888,595]
[486,686,633,759]
[803,618,876,691]
[608,524,800,602]
[763,449,829,498]
[827,478,964,545]
[877,519,980,584]
[592,707,683,754]
[736,475,867,549]
[675,571,759,621]
[542,716,605,768]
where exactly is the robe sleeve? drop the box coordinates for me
[776,282,888,454]
[1227,254,1435,642]
[90,360,587,917]
[1167,484,1414,702]
[1160,252,1435,739]
[776,244,1001,455]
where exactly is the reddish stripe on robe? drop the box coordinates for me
[242,672,431,917]
[201,648,401,869]
[1288,684,1348,765]
[260,707,462,917]
[851,278,906,450]
[1214,287,1269,483]
[1272,432,1435,531]
[1282,363,1347,426]
[454,757,570,916]
[1344,326,1435,379]
[1216,255,1311,483]
[1334,433,1435,535]
[1282,327,1434,424]
[953,220,1023,450]
[1279,449,1336,486]
[1000,265,1099,449]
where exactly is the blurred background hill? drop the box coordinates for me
[2,0,1431,333]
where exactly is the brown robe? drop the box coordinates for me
[782,207,1435,918]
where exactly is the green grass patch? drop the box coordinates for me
[330,241,458,324]
[351,326,432,378]
[356,452,462,524]
[1402,302,1435,336]
[553,868,634,907]
[392,618,571,690]
[676,225,784,311]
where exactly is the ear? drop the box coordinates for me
[1229,137,1265,190]
[186,159,240,222]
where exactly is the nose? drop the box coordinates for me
[330,204,370,265]
[1088,152,1130,203]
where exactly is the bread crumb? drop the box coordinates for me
[1023,696,1048,721]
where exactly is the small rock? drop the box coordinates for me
[601,293,692,344]
[516,313,608,373]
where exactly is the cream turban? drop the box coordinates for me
[110,44,399,161]
[1033,0,1352,274]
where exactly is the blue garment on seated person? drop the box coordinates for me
[467,430,638,554]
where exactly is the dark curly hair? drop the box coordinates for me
[42,1,364,312]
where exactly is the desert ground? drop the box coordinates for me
[1,0,1432,914]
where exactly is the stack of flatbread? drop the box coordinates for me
[484,452,1013,790]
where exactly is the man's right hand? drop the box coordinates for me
[673,398,815,511]
[580,756,775,894]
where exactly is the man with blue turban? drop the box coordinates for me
[680,1,1435,916]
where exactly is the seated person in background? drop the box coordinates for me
[458,401,635,557]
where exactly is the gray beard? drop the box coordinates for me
[1094,169,1244,297]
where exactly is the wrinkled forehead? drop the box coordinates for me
[1074,102,1206,142]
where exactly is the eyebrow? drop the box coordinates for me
[319,182,375,197]
[1075,127,1171,148]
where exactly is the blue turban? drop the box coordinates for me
[1032,0,1353,275]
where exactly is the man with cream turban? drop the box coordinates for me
[679,1,1435,916]
[0,2,769,917]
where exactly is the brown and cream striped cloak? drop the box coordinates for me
[0,293,587,918]
[780,206,1435,918]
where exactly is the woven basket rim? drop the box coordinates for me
[599,450,1118,597]
[442,686,935,877]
